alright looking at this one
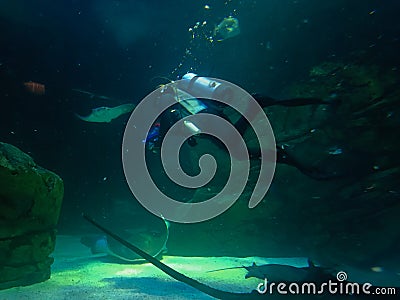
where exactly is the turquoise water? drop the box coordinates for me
[0,0,399,298]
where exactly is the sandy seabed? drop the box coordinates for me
[0,235,309,299]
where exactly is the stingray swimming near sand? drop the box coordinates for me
[207,260,333,283]
[75,103,134,123]
[80,217,170,263]
[85,214,388,299]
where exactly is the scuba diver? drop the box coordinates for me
[145,73,338,180]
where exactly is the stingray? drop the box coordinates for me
[83,214,254,299]
[83,215,400,298]
[208,260,334,283]
[84,214,366,299]
[81,217,169,263]
[75,103,134,123]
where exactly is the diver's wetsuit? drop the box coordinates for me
[150,93,337,180]
[237,94,340,180]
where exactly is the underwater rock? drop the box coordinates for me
[0,142,64,290]
[274,60,400,272]
[309,61,345,77]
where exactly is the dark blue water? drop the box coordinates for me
[1,0,399,251]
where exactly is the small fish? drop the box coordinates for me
[75,103,135,123]
[24,81,45,95]
[328,146,343,155]
[84,215,395,299]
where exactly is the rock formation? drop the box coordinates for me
[0,142,64,289]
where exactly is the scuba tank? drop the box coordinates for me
[177,73,233,102]
[175,73,233,135]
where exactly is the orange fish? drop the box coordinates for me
[23,81,45,95]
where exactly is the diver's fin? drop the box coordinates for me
[82,213,263,299]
